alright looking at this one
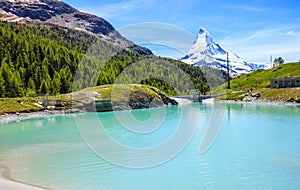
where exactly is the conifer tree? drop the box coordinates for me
[0,71,5,97]
[40,80,48,95]
[51,71,61,95]
[27,77,36,96]
[13,70,24,97]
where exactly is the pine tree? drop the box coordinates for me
[13,70,24,97]
[51,71,61,95]
[26,77,36,96]
[0,71,5,97]
[59,67,72,94]
[1,61,13,97]
[39,79,48,95]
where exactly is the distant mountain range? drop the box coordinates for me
[181,28,267,76]
[0,0,152,55]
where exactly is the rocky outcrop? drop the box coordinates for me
[72,85,178,112]
[0,0,77,21]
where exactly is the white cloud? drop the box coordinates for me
[220,26,300,63]
[228,4,268,12]
[276,30,300,37]
[285,30,297,36]
[118,22,195,53]
[222,26,300,46]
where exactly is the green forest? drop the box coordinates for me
[0,21,226,98]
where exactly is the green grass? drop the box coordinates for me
[229,62,300,90]
[0,98,42,114]
[0,84,171,114]
[258,88,300,102]
[214,62,300,101]
[64,84,164,102]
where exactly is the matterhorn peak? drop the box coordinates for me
[187,27,216,55]
[198,27,210,36]
[181,27,266,76]
[196,27,212,43]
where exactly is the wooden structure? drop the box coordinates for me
[85,100,113,112]
[270,77,300,88]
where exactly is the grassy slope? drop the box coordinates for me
[0,84,173,114]
[216,62,300,102]
[0,98,42,114]
[64,84,166,103]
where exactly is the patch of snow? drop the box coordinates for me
[10,17,24,22]
[74,27,85,31]
[0,10,10,15]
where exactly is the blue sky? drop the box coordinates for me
[64,0,300,64]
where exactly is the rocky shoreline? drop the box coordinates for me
[216,99,300,106]
[0,108,84,124]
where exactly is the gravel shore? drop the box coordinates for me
[216,99,300,106]
[0,109,84,124]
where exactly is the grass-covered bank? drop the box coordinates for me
[0,98,42,114]
[0,84,177,115]
[214,62,300,102]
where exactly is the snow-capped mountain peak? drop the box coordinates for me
[198,27,212,43]
[181,27,266,76]
[188,28,212,53]
[186,27,226,60]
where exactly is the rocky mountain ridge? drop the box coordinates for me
[0,0,152,55]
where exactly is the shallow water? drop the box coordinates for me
[0,103,300,190]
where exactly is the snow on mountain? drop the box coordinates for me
[181,27,266,76]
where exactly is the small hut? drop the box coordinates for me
[270,77,300,88]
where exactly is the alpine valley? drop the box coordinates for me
[0,0,229,101]
[181,28,268,76]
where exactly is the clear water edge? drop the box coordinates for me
[0,103,299,190]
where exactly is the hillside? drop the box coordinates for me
[0,0,152,55]
[0,21,98,97]
[216,62,300,102]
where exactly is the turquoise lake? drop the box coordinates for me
[0,103,300,190]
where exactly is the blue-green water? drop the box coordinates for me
[0,103,300,190]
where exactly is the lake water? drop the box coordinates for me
[0,103,300,190]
